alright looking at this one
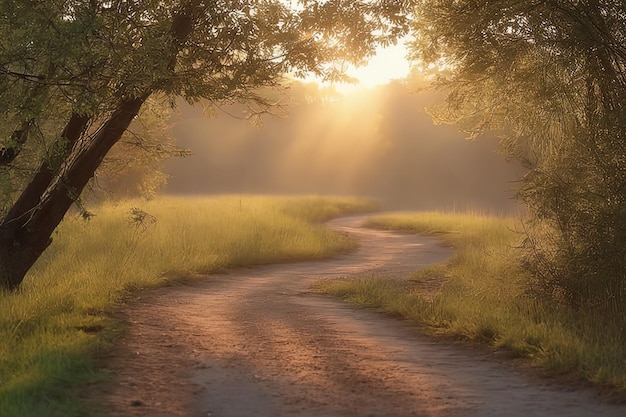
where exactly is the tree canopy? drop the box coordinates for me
[0,0,415,289]
[411,0,626,307]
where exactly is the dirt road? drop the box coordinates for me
[86,216,626,417]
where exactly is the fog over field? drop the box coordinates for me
[165,80,525,213]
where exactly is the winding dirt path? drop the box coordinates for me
[85,216,626,417]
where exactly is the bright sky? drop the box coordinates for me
[300,40,412,95]
[280,0,413,93]
[347,41,412,89]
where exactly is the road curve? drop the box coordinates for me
[86,215,626,417]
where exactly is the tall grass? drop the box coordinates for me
[316,211,626,396]
[0,195,377,417]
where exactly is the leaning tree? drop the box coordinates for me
[0,0,414,290]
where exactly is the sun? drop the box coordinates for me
[298,39,412,95]
[346,41,412,89]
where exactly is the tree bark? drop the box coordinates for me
[3,113,90,225]
[0,97,147,290]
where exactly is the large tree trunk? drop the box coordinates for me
[3,113,91,224]
[0,96,147,290]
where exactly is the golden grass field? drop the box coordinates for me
[316,211,626,396]
[0,195,377,417]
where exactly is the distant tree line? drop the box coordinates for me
[165,80,522,213]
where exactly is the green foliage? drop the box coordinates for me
[410,0,626,308]
[2,0,415,120]
[0,195,373,417]
[0,0,415,288]
[317,212,626,394]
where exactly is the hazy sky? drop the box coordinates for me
[164,79,525,213]
[300,38,413,94]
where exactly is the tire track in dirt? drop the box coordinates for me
[85,215,626,417]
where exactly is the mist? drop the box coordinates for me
[164,81,525,213]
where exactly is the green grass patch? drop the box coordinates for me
[315,211,626,395]
[0,195,377,417]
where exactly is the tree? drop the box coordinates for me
[410,0,626,307]
[0,0,414,290]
